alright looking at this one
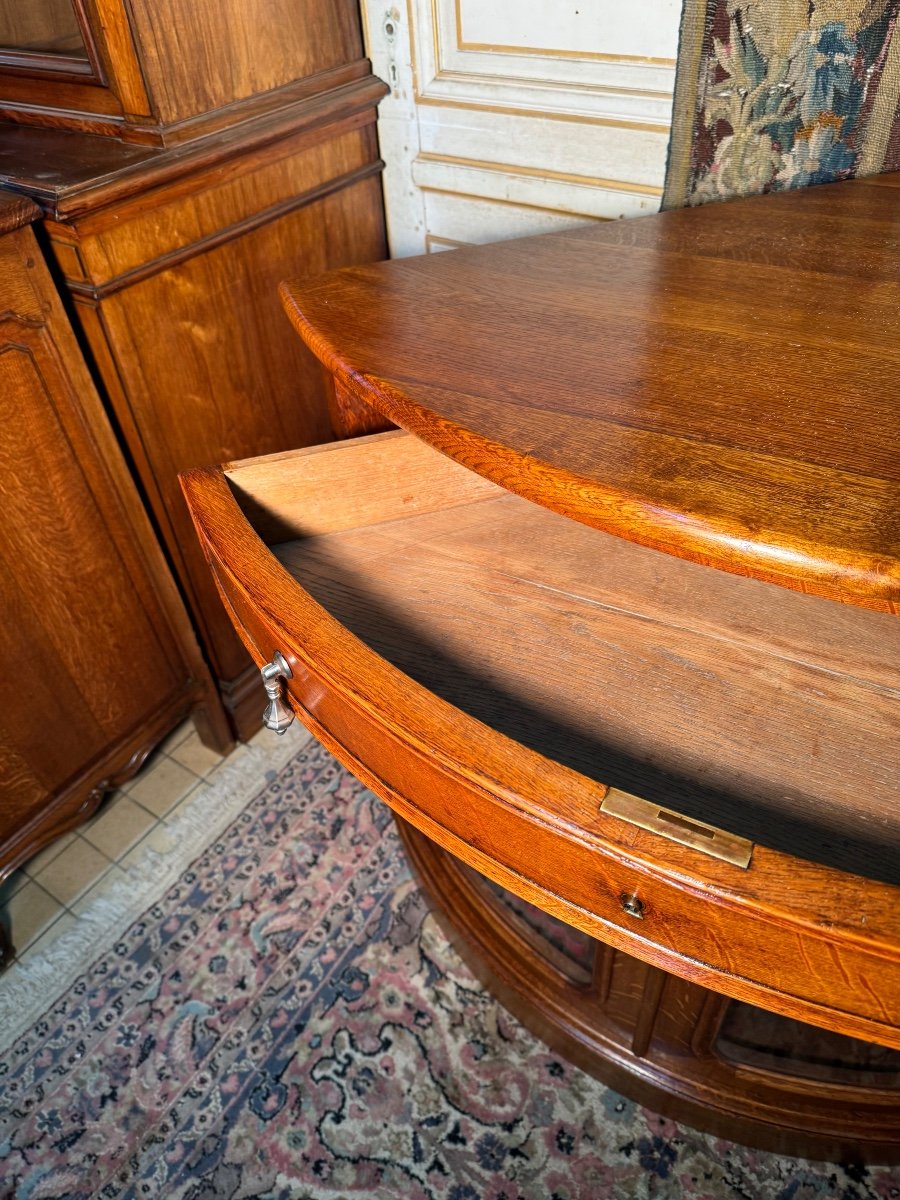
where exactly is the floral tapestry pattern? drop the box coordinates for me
[664,0,900,207]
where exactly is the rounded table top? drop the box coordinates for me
[282,174,900,613]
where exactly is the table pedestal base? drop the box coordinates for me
[396,817,900,1164]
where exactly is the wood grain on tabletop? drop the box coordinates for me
[280,175,900,612]
[184,174,900,1101]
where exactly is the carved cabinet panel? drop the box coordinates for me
[0,199,225,897]
[1,0,389,741]
[0,0,369,145]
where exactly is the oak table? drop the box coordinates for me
[183,174,900,1162]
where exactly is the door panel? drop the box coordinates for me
[0,229,187,842]
[363,0,680,256]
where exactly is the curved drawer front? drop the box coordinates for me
[181,431,900,1049]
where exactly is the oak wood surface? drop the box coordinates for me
[280,175,900,612]
[0,75,386,218]
[1,65,388,741]
[0,121,157,202]
[226,428,500,543]
[272,487,899,883]
[0,0,148,136]
[0,188,38,231]
[0,0,370,142]
[400,819,900,1163]
[49,124,382,288]
[126,0,364,126]
[0,0,84,57]
[181,431,900,1048]
[0,211,229,891]
[91,171,385,692]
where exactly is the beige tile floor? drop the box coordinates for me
[0,718,249,967]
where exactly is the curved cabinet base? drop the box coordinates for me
[0,694,197,967]
[395,817,900,1165]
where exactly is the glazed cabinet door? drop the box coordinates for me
[0,206,226,880]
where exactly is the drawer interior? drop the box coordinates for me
[225,432,900,884]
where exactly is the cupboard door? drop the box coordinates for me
[83,172,386,732]
[0,216,214,874]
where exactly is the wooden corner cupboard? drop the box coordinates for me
[182,174,900,1162]
[0,0,388,742]
[0,191,230,964]
[0,0,373,145]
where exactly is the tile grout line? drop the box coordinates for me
[3,721,293,976]
[0,723,310,1044]
[3,720,205,966]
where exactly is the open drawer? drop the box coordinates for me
[181,429,900,1048]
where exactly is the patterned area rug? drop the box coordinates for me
[665,0,900,207]
[2,739,899,1200]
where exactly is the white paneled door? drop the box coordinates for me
[361,0,681,257]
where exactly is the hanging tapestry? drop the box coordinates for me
[664,0,900,207]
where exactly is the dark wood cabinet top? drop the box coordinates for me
[0,73,386,219]
[281,174,900,612]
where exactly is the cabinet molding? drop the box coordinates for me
[0,197,229,935]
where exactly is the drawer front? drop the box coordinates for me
[190,497,900,1050]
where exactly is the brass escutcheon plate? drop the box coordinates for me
[600,789,753,869]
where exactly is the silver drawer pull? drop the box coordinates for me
[261,651,294,734]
